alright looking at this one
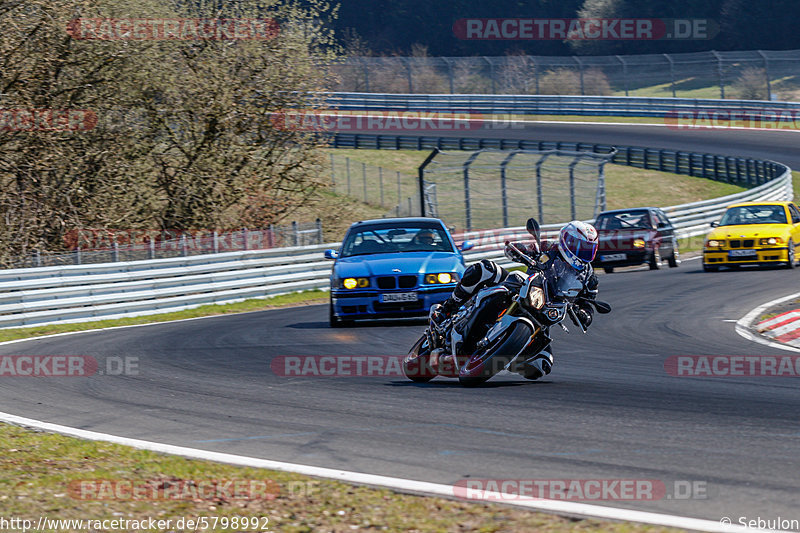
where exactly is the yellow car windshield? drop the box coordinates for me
[719,206,786,226]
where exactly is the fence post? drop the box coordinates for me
[180,234,188,256]
[213,231,219,253]
[378,167,384,206]
[148,237,155,259]
[569,158,579,220]
[483,56,496,94]
[757,50,772,100]
[112,242,119,262]
[500,151,519,228]
[418,149,439,217]
[712,50,725,99]
[362,162,368,202]
[33,250,41,268]
[536,154,548,224]
[242,228,249,251]
[462,151,481,231]
[330,153,336,189]
[663,54,676,98]
[443,57,454,93]
[292,221,299,246]
[346,157,351,195]
[397,171,401,206]
[616,55,628,96]
[403,57,413,93]
[74,246,81,265]
[316,218,323,244]
[573,56,585,95]
[268,224,275,248]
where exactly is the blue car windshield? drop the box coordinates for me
[719,205,787,226]
[340,224,454,257]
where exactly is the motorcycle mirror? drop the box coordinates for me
[526,218,541,242]
[593,300,612,314]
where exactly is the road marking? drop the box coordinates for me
[0,411,763,532]
[735,291,800,353]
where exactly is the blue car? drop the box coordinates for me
[324,217,474,327]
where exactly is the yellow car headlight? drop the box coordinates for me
[759,237,782,245]
[706,239,725,248]
[425,273,457,284]
[343,277,369,289]
[633,239,646,248]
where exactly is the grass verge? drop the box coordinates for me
[0,291,329,344]
[0,423,683,533]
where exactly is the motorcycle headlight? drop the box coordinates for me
[633,239,646,248]
[343,277,369,289]
[527,286,545,310]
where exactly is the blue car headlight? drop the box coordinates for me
[424,273,459,284]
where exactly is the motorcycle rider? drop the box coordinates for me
[430,220,600,378]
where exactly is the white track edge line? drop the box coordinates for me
[735,291,800,353]
[0,411,764,533]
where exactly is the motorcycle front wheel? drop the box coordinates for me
[458,322,533,387]
[403,334,436,382]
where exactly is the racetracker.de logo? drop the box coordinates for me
[664,355,800,377]
[453,18,716,41]
[0,109,97,132]
[271,355,407,377]
[453,479,667,501]
[0,355,138,377]
[66,18,279,41]
[665,110,800,131]
[270,110,488,133]
[68,479,279,501]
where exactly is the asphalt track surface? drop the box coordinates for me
[1,124,799,524]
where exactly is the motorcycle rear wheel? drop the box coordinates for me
[403,335,436,382]
[458,322,533,387]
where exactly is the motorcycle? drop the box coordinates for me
[403,218,611,387]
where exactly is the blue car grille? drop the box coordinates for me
[375,275,418,289]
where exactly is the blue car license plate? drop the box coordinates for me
[381,292,418,303]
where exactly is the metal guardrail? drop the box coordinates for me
[325,91,800,118]
[0,122,791,328]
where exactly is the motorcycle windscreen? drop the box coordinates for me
[547,260,584,300]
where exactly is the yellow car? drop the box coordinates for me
[703,202,800,272]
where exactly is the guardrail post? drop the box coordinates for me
[316,218,323,244]
[292,221,299,246]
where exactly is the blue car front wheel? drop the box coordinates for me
[329,299,353,328]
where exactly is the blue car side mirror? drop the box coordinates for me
[460,241,475,252]
[324,249,339,260]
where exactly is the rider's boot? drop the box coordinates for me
[521,350,554,380]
